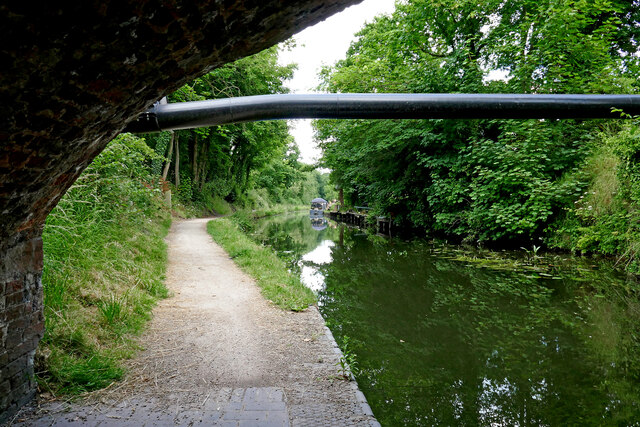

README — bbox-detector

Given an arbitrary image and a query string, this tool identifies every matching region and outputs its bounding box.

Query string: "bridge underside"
[0,0,361,420]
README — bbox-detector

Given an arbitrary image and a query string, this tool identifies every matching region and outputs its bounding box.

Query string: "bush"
[546,120,640,272]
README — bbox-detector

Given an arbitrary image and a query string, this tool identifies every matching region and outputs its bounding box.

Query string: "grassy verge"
[38,134,171,395]
[207,218,316,311]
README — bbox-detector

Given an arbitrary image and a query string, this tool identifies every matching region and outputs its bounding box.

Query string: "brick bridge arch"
[0,1,360,420]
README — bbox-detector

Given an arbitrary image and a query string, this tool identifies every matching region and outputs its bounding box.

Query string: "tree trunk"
[198,141,209,191]
[174,136,180,189]
[161,132,175,182]
[192,135,199,187]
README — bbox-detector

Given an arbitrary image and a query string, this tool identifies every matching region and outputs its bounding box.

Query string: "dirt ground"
[8,218,378,426]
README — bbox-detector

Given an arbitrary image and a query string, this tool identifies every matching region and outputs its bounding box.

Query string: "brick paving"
[11,387,289,426]
[9,381,379,426]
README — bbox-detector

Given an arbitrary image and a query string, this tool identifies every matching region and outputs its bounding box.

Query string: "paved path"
[8,218,379,426]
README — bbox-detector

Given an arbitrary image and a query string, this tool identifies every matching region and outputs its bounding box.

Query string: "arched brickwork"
[0,1,360,420]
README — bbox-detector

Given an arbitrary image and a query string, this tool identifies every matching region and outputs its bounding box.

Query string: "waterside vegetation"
[143,45,335,217]
[36,0,640,401]
[316,0,640,272]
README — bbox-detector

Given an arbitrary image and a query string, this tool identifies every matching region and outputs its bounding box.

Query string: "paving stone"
[230,388,245,403]
[12,372,377,426]
[222,410,267,421]
[175,409,205,423]
[265,411,291,426]
[223,401,244,411]
[49,417,101,427]
[242,400,287,411]
[265,388,284,402]
[142,419,178,427]
[200,411,224,423]
[238,420,286,427]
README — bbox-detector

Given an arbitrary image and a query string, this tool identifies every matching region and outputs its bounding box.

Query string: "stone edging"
[311,306,381,427]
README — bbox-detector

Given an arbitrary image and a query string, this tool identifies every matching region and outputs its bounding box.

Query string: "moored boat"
[310,197,328,216]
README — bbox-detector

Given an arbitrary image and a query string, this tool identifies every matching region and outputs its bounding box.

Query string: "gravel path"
[9,218,379,426]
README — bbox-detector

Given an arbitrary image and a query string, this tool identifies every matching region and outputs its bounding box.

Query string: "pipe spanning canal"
[125,93,640,133]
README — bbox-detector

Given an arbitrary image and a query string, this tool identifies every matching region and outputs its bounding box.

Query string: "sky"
[278,0,397,164]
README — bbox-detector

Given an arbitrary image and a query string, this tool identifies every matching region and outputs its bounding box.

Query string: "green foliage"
[149,131,172,176]
[547,120,640,272]
[206,219,316,311]
[177,174,193,202]
[98,294,128,327]
[44,348,124,394]
[336,335,359,379]
[145,45,328,214]
[39,133,171,394]
[209,195,234,216]
[316,0,638,247]
[231,210,256,233]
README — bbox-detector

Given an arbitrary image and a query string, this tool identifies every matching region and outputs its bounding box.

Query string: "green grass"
[207,218,316,311]
[37,134,172,395]
[210,196,233,216]
[39,211,170,395]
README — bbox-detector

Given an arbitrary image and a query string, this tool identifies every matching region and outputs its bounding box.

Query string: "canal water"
[252,213,640,426]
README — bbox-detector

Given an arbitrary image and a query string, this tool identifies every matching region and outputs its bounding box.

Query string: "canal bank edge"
[320,310,379,422]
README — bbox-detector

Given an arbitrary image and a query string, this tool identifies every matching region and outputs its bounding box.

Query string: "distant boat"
[310,217,328,231]
[310,197,328,216]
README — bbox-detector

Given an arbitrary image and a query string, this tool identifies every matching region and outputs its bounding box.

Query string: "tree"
[316,0,639,243]
[145,45,329,211]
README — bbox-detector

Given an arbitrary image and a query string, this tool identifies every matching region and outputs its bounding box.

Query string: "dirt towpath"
[10,218,379,426]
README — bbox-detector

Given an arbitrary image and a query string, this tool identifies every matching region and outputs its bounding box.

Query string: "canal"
[252,213,640,426]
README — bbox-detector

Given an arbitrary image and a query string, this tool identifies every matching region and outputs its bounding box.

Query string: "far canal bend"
[252,212,640,426]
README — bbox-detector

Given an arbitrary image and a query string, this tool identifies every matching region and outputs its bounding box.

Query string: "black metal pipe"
[124,93,640,133]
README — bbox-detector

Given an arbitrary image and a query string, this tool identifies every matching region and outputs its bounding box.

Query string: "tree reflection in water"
[254,214,640,426]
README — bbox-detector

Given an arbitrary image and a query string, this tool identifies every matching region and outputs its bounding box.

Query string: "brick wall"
[0,235,45,422]
[0,0,361,421]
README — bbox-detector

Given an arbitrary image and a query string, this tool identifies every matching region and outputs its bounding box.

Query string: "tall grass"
[207,218,315,311]
[39,133,171,395]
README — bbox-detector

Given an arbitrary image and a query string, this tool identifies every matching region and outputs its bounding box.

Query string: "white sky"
[278,0,397,164]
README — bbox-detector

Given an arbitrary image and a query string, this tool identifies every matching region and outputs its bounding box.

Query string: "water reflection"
[300,239,334,293]
[253,213,640,426]
[310,216,328,231]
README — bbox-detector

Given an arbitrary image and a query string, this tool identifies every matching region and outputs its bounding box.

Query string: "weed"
[210,196,233,216]
[520,244,541,259]
[98,294,128,326]
[336,336,359,380]
[231,210,255,233]
[39,347,124,394]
